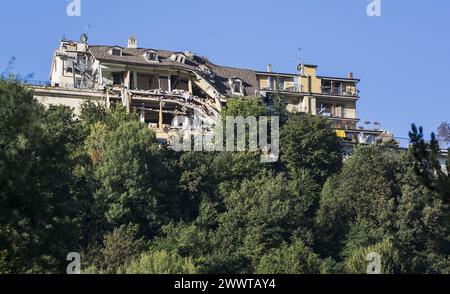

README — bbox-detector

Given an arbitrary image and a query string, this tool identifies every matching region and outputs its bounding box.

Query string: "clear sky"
[1,0,449,144]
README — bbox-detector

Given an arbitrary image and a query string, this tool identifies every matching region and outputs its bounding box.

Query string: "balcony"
[317,104,355,120]
[284,85,302,92]
[23,80,52,87]
[262,84,303,93]
[321,86,357,97]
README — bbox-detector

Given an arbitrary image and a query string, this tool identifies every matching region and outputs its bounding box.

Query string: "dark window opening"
[233,82,242,93]
[159,76,169,91]
[111,49,122,56]
[112,72,123,85]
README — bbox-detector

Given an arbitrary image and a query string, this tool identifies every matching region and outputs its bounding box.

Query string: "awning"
[335,130,346,138]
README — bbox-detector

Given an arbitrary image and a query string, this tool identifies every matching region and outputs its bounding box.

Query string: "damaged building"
[33,34,386,144]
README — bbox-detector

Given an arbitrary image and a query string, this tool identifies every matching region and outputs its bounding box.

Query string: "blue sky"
[1,0,449,144]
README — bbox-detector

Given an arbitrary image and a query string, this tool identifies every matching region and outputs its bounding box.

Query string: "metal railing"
[262,85,303,93]
[321,86,356,96]
[22,80,51,87]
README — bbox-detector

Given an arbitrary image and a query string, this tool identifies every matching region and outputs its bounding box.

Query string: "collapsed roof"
[88,45,259,97]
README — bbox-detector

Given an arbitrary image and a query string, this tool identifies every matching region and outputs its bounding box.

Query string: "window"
[170,53,186,64]
[229,78,243,95]
[276,78,285,91]
[65,57,81,75]
[171,76,189,91]
[110,48,123,56]
[318,103,333,117]
[159,76,169,91]
[65,58,74,74]
[144,50,158,62]
[335,104,344,118]
[112,72,123,85]
[332,82,342,95]
[232,80,242,93]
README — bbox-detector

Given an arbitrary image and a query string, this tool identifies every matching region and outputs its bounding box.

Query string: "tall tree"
[280,114,343,186]
[0,80,84,272]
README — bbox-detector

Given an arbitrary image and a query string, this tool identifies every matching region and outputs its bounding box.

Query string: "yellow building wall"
[343,83,357,95]
[345,103,356,119]
[259,77,269,89]
[300,66,321,93]
[310,97,317,115]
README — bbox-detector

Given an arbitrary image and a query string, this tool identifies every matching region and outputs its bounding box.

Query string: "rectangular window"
[318,103,333,117]
[335,104,344,118]
[112,72,123,85]
[159,76,169,91]
[233,81,241,93]
[65,57,76,74]
[111,49,122,56]
[276,78,285,90]
[149,75,159,90]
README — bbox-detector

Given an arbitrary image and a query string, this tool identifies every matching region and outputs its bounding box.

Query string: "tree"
[315,146,399,258]
[91,119,178,239]
[343,239,400,274]
[0,80,85,272]
[125,250,197,274]
[221,97,267,118]
[409,124,450,202]
[267,89,289,126]
[255,239,327,274]
[392,155,450,273]
[83,224,145,274]
[211,170,314,272]
[280,115,343,186]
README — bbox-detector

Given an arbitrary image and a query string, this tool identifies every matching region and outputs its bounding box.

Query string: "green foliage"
[84,224,145,274]
[267,90,288,125]
[1,80,450,274]
[315,146,399,258]
[393,156,450,273]
[343,239,400,274]
[281,114,343,185]
[125,249,197,274]
[256,239,326,274]
[221,96,267,117]
[0,80,84,272]
[0,250,7,274]
[79,100,108,126]
[92,119,177,238]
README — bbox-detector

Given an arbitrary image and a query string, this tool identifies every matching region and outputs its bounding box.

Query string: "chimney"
[128,36,137,49]
[348,71,354,79]
[267,64,272,73]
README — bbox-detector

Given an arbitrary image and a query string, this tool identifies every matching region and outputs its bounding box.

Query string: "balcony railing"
[22,80,52,87]
[321,86,356,97]
[262,84,303,93]
[317,108,354,120]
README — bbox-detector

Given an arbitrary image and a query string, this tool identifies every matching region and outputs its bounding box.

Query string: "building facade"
[33,35,385,144]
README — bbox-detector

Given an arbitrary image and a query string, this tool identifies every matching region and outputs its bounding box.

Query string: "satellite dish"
[80,33,88,44]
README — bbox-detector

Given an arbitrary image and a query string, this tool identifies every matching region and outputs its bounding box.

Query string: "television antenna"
[84,25,95,38]
[291,47,305,74]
